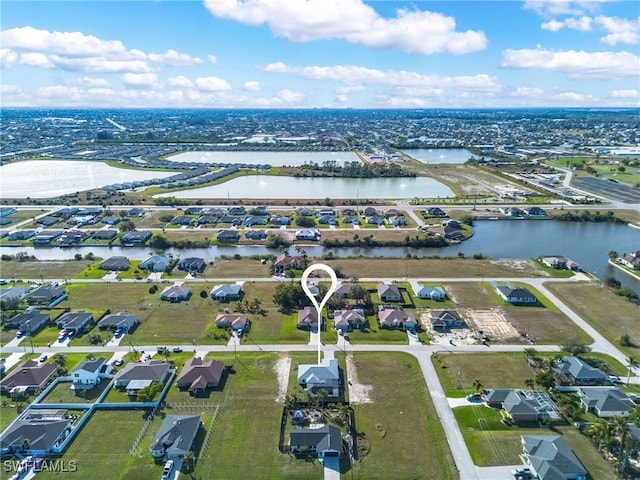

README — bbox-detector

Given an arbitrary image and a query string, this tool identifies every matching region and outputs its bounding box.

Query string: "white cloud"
[203,0,486,55]
[122,72,159,88]
[19,52,54,68]
[336,84,366,95]
[242,81,260,91]
[168,75,194,88]
[611,89,638,98]
[541,15,639,45]
[208,55,218,65]
[148,49,202,66]
[1,84,23,95]
[49,55,152,73]
[73,77,109,87]
[195,76,232,91]
[253,88,306,106]
[524,1,609,18]
[262,62,500,92]
[0,48,18,68]
[499,47,639,80]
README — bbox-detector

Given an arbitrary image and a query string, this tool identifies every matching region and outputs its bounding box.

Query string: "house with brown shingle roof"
[175,357,225,395]
[297,306,319,330]
[215,313,250,332]
[0,360,59,396]
[377,307,416,331]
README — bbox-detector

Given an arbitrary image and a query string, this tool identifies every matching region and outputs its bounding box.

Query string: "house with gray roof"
[176,357,225,395]
[7,230,36,241]
[121,230,151,245]
[557,356,608,384]
[297,306,319,330]
[71,358,112,390]
[114,360,171,395]
[27,284,67,307]
[495,285,537,304]
[377,283,402,302]
[0,286,29,306]
[215,314,249,332]
[298,355,340,397]
[577,387,635,418]
[377,306,416,331]
[216,229,240,242]
[56,311,93,335]
[521,435,587,480]
[98,312,139,333]
[139,254,172,272]
[160,285,192,303]
[416,285,446,300]
[428,310,465,331]
[210,284,242,302]
[0,409,73,456]
[483,389,514,408]
[98,255,130,271]
[0,360,59,396]
[7,312,50,335]
[503,390,543,422]
[290,425,343,459]
[150,415,201,460]
[178,257,206,273]
[333,309,366,332]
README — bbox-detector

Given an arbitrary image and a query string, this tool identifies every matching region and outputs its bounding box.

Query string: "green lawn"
[349,352,458,480]
[41,378,112,404]
[433,352,539,397]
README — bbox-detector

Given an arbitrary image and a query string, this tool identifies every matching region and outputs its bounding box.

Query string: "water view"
[402,148,473,164]
[154,175,455,199]
[0,160,175,198]
[168,151,361,166]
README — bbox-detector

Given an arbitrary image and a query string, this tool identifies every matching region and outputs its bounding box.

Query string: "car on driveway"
[39,354,48,363]
[161,460,174,480]
[111,359,124,367]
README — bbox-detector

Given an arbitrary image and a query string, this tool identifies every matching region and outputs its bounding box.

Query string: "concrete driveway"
[322,456,340,480]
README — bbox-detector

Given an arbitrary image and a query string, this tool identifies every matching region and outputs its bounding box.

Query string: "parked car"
[16,330,24,338]
[172,347,183,353]
[111,359,124,367]
[161,460,174,480]
[39,354,48,363]
[607,375,621,384]
[157,346,168,353]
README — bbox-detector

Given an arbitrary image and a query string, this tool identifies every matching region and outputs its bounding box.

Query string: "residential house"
[32,231,64,245]
[215,314,249,332]
[366,215,384,225]
[150,415,201,460]
[429,225,462,239]
[334,284,354,298]
[503,390,545,422]
[483,389,514,408]
[416,285,446,300]
[298,356,340,397]
[216,229,240,242]
[175,357,225,394]
[245,229,267,240]
[0,360,59,395]
[228,206,246,216]
[243,215,268,227]
[121,230,151,244]
[289,425,342,459]
[316,208,335,217]
[341,208,357,216]
[317,214,337,225]
[98,256,130,271]
[27,285,67,307]
[139,255,172,272]
[523,206,546,216]
[127,207,145,217]
[0,409,73,456]
[270,216,290,226]
[171,215,194,226]
[540,256,581,271]
[36,216,59,227]
[114,360,171,395]
[298,306,319,330]
[98,312,139,333]
[557,356,608,384]
[577,387,635,418]
[495,285,537,304]
[377,306,416,331]
[333,309,366,332]
[196,215,218,226]
[71,358,112,390]
[425,207,447,217]
[363,207,377,217]
[619,251,640,270]
[8,230,36,241]
[160,286,192,303]
[521,435,587,480]
[57,230,89,246]
[56,311,93,335]
[295,229,321,241]
[295,207,314,216]
[428,310,465,331]
[7,312,50,335]
[184,207,203,216]
[0,286,30,305]
[101,216,121,225]
[0,207,18,217]
[274,254,304,275]
[178,257,206,273]
[377,283,402,302]
[210,284,243,302]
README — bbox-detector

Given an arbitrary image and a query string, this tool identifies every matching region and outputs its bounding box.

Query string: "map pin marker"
[301,263,338,365]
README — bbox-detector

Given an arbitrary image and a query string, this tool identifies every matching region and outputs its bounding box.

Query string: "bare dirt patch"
[345,353,373,404]
[274,355,291,403]
[463,308,521,341]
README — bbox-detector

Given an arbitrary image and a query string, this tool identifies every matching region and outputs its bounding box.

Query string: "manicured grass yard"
[433,352,539,397]
[350,352,457,480]
[545,282,640,358]
[41,378,111,404]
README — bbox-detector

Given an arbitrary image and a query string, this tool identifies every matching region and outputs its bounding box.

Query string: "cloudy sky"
[1,0,639,108]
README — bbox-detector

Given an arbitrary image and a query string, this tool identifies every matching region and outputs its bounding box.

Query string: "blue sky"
[1,0,638,108]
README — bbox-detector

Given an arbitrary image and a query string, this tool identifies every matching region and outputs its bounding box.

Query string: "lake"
[3,220,638,291]
[401,148,473,164]
[153,175,455,199]
[0,160,175,199]
[167,151,361,166]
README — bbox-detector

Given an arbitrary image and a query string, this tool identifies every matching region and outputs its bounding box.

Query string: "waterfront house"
[121,230,151,244]
[139,255,172,272]
[274,254,304,275]
[91,229,118,241]
[8,230,36,241]
[177,257,206,273]
[295,229,321,241]
[98,256,130,271]
[216,229,240,242]
[245,229,267,240]
[619,251,640,270]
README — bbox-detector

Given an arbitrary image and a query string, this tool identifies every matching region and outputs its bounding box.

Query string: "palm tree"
[523,378,535,390]
[52,353,67,368]
[317,389,329,410]
[588,422,608,452]
[626,355,638,386]
[472,379,483,393]
[182,450,195,473]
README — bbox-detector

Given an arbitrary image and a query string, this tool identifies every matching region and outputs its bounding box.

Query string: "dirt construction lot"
[463,308,521,341]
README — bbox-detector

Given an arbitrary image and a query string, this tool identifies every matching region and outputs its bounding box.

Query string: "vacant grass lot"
[350,352,457,480]
[504,306,592,345]
[0,259,93,279]
[545,282,640,357]
[433,352,538,397]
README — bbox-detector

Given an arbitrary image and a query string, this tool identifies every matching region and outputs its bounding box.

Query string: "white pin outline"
[301,263,338,365]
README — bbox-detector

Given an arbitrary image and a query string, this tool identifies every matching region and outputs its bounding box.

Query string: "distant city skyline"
[1,0,639,109]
